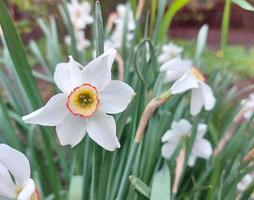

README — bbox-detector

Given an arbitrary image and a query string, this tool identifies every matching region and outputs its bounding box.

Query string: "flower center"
[191,67,205,82]
[67,83,99,118]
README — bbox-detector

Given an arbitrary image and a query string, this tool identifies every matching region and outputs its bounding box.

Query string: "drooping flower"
[22,49,135,151]
[160,57,216,116]
[240,93,254,119]
[0,144,39,200]
[67,0,93,30]
[161,119,213,167]
[158,43,183,64]
[105,4,135,49]
[65,30,90,51]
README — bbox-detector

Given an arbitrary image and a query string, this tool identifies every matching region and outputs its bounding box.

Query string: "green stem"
[82,139,92,199]
[221,0,231,52]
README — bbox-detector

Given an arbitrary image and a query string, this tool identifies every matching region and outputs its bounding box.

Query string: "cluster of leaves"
[0,0,254,200]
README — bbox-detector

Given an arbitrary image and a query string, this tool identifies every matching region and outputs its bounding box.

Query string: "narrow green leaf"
[95,0,104,56]
[61,1,79,60]
[232,0,254,11]
[0,0,42,108]
[68,176,83,200]
[221,0,231,51]
[129,175,151,198]
[156,0,190,43]
[150,164,171,200]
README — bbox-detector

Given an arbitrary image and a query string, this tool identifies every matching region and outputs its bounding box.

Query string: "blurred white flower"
[106,4,135,49]
[22,49,135,151]
[0,144,39,200]
[65,30,90,51]
[114,4,135,31]
[67,0,93,30]
[158,43,183,64]
[160,57,216,116]
[161,119,213,167]
[241,93,254,119]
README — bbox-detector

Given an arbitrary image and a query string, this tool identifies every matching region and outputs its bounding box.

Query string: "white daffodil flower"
[161,119,213,167]
[0,144,39,200]
[158,43,183,64]
[67,0,93,30]
[160,57,216,116]
[65,30,90,51]
[22,49,135,151]
[240,93,254,119]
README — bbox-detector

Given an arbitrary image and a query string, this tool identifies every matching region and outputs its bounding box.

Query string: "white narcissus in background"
[158,43,183,64]
[65,30,90,51]
[22,49,134,151]
[67,0,93,30]
[161,119,213,167]
[0,144,39,200]
[160,57,216,116]
[105,4,135,49]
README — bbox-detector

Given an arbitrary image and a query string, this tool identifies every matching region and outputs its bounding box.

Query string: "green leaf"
[0,0,42,108]
[68,176,83,200]
[129,175,151,198]
[156,0,190,43]
[150,164,171,200]
[221,0,231,51]
[95,0,104,56]
[61,1,79,60]
[232,0,254,11]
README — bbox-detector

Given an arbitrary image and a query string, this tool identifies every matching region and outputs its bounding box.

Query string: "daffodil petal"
[54,56,84,93]
[17,179,35,200]
[22,93,68,126]
[82,48,117,91]
[196,123,207,139]
[0,163,16,199]
[160,57,191,72]
[99,80,134,114]
[187,154,197,167]
[190,88,203,116]
[171,119,192,135]
[87,112,120,151]
[0,144,30,188]
[161,130,178,143]
[161,142,178,159]
[200,82,216,111]
[192,138,213,160]
[164,71,184,82]
[170,73,199,94]
[56,115,87,147]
